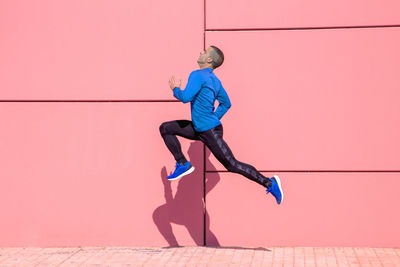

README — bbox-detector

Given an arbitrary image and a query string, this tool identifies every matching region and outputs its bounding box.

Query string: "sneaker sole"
[273,174,284,204]
[168,166,195,181]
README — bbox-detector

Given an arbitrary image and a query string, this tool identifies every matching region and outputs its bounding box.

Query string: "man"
[159,46,283,204]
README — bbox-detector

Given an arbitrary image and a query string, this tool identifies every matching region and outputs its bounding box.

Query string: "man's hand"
[169,76,181,90]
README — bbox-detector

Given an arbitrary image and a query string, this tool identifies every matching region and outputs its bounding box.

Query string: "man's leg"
[159,120,200,164]
[198,124,272,188]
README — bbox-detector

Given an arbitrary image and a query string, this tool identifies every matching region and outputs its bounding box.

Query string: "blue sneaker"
[266,175,284,204]
[167,161,195,181]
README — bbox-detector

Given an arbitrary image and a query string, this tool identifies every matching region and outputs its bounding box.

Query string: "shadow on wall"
[152,141,220,247]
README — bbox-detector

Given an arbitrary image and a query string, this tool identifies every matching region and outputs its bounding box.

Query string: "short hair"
[209,45,224,69]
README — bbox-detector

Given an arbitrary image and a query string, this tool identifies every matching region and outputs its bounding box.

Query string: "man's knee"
[159,122,168,135]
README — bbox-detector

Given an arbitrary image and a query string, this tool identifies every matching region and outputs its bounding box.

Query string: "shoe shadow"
[152,141,221,247]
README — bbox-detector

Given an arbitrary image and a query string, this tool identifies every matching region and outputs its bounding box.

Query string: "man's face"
[197,47,213,66]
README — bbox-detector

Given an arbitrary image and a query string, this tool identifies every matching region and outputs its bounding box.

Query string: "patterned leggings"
[159,120,271,188]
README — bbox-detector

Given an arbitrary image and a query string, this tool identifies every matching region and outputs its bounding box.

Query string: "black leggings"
[159,120,271,188]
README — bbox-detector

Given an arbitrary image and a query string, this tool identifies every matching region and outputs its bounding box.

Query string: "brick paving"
[0,246,399,266]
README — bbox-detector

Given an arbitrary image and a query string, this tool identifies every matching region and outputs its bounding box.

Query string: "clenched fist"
[169,76,181,90]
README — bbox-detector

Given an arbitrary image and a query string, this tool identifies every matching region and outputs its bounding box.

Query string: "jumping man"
[159,46,284,204]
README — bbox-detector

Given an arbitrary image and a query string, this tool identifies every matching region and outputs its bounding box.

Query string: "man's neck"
[199,64,213,69]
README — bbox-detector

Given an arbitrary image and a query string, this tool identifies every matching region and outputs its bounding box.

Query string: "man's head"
[197,45,224,69]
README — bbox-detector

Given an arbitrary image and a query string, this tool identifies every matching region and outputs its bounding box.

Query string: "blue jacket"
[173,67,231,132]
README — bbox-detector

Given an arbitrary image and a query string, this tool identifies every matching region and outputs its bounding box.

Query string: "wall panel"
[205,172,400,247]
[206,0,400,29]
[206,28,400,171]
[0,102,204,246]
[0,0,203,100]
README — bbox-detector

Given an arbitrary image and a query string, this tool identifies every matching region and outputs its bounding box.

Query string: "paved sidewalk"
[0,246,399,266]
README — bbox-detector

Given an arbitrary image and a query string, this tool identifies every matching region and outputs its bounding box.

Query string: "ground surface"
[0,246,399,266]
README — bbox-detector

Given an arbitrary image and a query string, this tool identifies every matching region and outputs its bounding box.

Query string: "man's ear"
[207,57,213,64]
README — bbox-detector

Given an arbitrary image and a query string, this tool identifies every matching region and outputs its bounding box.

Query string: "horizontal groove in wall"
[0,100,179,102]
[206,24,400,32]
[206,170,400,173]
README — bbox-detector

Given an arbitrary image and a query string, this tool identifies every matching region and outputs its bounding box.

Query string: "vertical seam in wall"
[203,0,207,247]
[203,143,206,246]
[203,0,206,49]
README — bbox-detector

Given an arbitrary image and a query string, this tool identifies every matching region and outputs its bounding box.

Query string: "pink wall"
[0,103,203,247]
[206,0,400,29]
[205,28,400,171]
[0,0,203,100]
[1,0,399,247]
[206,172,400,247]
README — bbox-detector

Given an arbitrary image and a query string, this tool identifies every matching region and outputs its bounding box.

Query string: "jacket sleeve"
[173,71,203,103]
[214,84,232,120]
